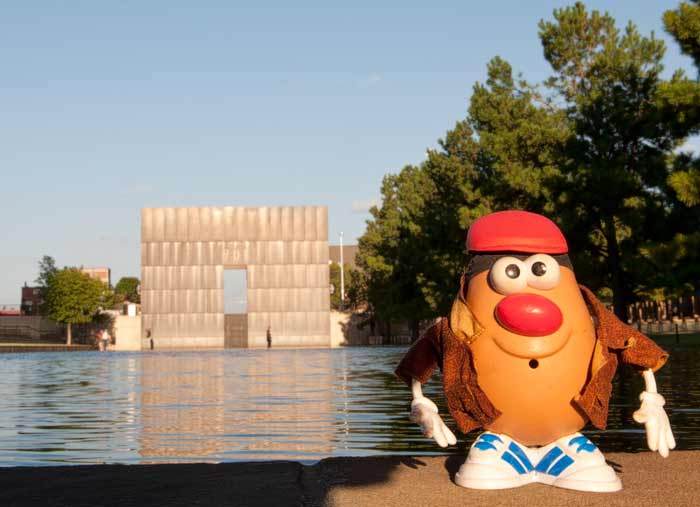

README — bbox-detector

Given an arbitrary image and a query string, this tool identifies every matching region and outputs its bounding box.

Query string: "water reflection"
[140,351,336,462]
[0,345,698,466]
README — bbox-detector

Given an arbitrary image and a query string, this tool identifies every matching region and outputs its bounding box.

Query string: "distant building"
[21,284,42,315]
[141,206,330,349]
[0,304,21,316]
[329,245,358,270]
[81,267,111,287]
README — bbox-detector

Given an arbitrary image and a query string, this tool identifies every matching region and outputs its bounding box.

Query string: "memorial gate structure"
[141,206,330,348]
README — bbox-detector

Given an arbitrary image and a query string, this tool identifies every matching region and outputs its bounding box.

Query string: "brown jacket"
[395,285,668,433]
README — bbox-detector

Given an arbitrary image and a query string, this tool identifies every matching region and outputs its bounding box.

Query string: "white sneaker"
[455,432,622,492]
[455,432,537,490]
[534,433,622,492]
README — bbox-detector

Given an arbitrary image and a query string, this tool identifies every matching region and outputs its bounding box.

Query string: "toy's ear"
[459,272,469,300]
[449,275,483,344]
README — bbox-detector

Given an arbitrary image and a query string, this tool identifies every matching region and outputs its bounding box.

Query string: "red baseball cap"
[467,210,568,254]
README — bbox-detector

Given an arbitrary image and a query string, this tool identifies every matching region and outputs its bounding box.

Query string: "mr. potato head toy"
[396,210,675,492]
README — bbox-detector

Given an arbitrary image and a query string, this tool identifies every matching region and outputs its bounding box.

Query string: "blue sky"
[0,1,695,304]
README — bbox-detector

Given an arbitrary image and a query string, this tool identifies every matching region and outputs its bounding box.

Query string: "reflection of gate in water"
[225,314,247,348]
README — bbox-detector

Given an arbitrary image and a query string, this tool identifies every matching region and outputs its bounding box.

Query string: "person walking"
[266,325,272,349]
[101,328,110,352]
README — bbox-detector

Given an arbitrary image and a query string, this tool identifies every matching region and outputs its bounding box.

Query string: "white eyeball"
[525,254,561,290]
[489,256,528,295]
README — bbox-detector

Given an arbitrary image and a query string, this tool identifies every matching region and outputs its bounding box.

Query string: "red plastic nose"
[495,293,563,337]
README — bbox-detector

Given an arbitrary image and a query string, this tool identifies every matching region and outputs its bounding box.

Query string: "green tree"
[468,57,569,214]
[43,268,111,345]
[663,1,700,207]
[114,276,140,303]
[356,166,437,339]
[648,1,700,300]
[665,1,700,69]
[356,58,570,326]
[357,2,700,325]
[346,268,368,311]
[35,255,59,315]
[361,57,569,322]
[329,263,354,310]
[635,152,700,298]
[538,2,693,319]
[35,253,57,286]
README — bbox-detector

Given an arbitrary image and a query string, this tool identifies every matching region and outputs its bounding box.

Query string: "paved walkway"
[0,343,93,353]
[1,451,697,506]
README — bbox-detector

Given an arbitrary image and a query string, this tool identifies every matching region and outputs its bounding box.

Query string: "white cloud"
[351,199,379,213]
[357,73,383,88]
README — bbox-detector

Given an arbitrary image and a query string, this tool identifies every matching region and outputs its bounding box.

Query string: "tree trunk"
[603,217,628,322]
[409,319,420,343]
[66,323,72,346]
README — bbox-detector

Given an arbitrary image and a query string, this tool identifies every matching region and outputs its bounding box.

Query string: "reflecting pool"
[0,345,698,466]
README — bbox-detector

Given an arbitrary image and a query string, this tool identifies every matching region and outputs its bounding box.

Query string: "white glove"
[410,396,457,448]
[633,390,676,457]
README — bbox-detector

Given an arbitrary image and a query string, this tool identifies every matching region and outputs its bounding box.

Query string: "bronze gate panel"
[224,314,248,348]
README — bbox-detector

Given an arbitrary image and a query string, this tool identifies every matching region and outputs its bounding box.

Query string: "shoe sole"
[550,476,622,493]
[455,465,622,492]
[537,468,622,493]
[454,464,532,490]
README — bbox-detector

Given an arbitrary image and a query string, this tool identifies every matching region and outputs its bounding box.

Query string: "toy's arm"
[395,320,456,448]
[632,369,676,457]
[410,379,457,448]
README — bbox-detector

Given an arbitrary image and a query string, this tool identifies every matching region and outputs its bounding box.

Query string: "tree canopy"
[35,255,58,298]
[329,263,354,310]
[43,268,112,345]
[115,276,140,304]
[356,2,700,327]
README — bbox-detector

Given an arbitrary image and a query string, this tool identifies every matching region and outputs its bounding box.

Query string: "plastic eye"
[525,254,561,290]
[489,257,528,295]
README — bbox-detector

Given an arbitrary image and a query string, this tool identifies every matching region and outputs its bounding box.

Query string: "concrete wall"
[112,315,142,351]
[329,311,373,347]
[0,316,63,340]
[141,206,331,348]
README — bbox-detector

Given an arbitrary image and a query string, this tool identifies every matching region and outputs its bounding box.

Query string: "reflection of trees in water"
[329,350,471,458]
[351,345,700,457]
[7,355,140,464]
[655,346,700,448]
[579,345,700,452]
[2,345,700,465]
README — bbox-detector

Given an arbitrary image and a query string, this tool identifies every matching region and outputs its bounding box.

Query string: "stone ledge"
[0,451,698,506]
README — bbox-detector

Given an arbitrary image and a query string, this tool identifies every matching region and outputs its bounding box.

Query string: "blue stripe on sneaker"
[501,451,527,475]
[479,433,503,444]
[568,436,588,447]
[548,455,575,477]
[577,443,596,453]
[568,435,596,453]
[507,441,534,471]
[535,447,563,473]
[474,441,497,451]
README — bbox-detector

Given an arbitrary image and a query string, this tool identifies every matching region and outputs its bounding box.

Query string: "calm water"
[0,345,698,466]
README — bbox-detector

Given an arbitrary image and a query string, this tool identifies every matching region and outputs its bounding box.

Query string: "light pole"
[339,232,345,307]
